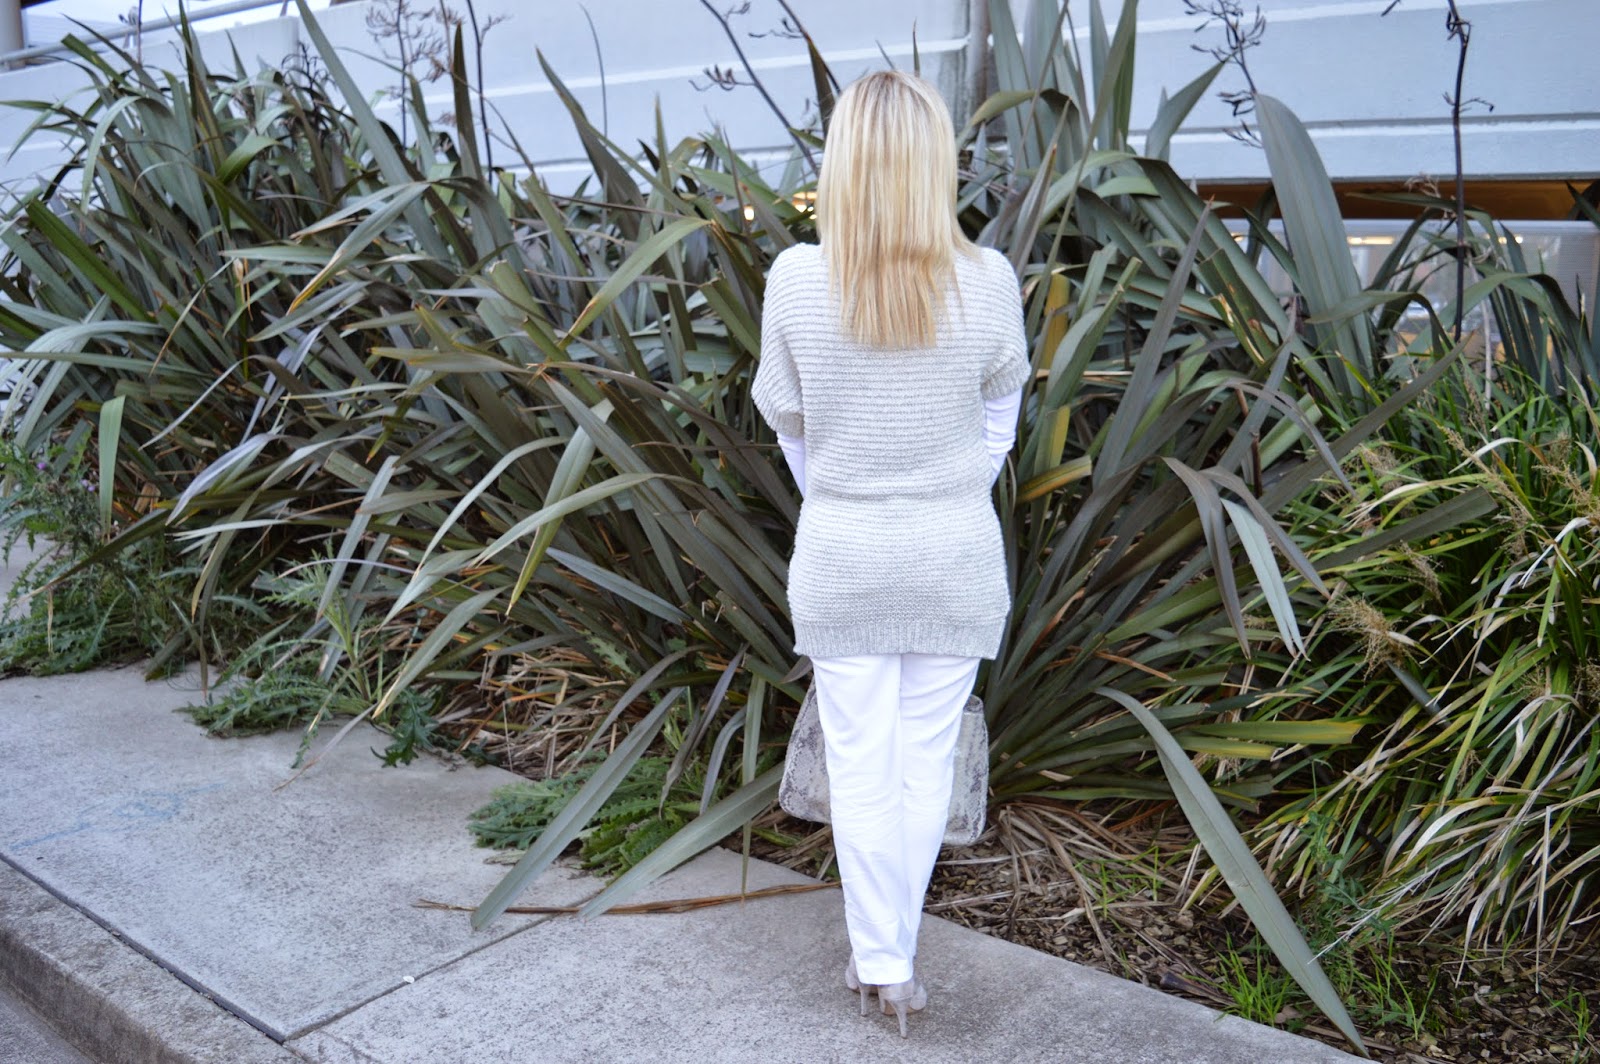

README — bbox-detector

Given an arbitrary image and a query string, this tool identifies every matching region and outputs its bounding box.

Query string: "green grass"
[1549,989,1594,1062]
[1234,364,1600,960]
[1198,933,1300,1028]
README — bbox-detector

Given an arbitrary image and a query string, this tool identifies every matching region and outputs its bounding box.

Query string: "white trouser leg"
[897,652,981,955]
[811,651,980,985]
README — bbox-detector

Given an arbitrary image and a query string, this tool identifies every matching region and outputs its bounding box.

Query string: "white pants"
[810,651,982,984]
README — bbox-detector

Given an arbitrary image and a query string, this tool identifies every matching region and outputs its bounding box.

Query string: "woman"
[751,69,1029,1038]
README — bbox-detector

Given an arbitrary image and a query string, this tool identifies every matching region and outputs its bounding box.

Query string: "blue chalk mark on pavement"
[13,783,227,850]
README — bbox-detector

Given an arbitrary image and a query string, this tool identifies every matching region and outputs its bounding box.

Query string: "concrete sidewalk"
[0,541,1365,1063]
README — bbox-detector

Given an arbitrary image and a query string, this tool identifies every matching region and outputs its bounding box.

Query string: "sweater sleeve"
[981,252,1032,400]
[752,256,805,438]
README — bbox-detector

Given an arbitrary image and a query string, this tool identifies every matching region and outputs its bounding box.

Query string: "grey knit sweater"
[751,242,1032,660]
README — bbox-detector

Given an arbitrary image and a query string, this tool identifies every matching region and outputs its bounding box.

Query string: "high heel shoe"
[843,956,870,1015]
[876,976,928,1038]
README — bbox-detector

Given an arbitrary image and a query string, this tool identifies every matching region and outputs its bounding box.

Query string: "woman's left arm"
[984,386,1024,483]
[980,249,1029,486]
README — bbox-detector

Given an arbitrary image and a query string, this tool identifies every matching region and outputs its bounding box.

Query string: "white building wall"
[0,0,1594,198]
[1137,0,1600,183]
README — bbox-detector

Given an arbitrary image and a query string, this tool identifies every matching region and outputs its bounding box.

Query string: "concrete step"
[0,978,97,1064]
[0,857,296,1064]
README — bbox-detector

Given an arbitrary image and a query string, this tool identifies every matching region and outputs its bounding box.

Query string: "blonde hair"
[815,70,977,350]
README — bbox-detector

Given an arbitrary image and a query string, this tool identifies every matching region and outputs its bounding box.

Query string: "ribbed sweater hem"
[793,615,1009,661]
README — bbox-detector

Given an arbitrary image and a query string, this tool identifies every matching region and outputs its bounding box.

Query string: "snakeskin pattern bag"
[778,681,989,846]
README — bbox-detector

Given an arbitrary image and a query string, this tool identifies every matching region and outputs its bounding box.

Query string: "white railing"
[2,0,292,66]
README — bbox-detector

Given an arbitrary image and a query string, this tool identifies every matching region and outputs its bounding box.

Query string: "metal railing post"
[0,0,23,70]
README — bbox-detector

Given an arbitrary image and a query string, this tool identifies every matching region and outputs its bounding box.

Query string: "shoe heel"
[883,995,909,1038]
[876,977,926,1039]
[844,956,872,1016]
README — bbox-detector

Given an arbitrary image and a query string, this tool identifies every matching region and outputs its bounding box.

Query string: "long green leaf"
[290,0,448,262]
[1145,61,1223,160]
[1221,498,1303,656]
[1096,688,1368,1057]
[560,216,712,346]
[96,394,124,533]
[1256,94,1372,379]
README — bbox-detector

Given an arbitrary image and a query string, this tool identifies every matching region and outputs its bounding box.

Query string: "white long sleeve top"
[774,386,1024,497]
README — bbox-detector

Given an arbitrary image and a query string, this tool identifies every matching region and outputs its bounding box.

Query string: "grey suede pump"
[876,976,928,1038]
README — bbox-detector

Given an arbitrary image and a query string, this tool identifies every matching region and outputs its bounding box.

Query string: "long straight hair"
[815,70,978,350]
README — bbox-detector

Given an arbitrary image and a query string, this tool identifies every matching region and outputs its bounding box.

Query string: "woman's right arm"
[754,252,808,499]
[751,252,805,439]
[776,430,808,497]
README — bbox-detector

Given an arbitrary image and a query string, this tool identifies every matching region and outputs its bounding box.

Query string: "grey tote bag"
[778,682,989,846]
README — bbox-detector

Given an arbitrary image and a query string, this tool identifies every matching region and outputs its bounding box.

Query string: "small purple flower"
[35,459,46,470]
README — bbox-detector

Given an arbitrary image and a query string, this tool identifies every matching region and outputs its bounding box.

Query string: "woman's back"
[755,241,1030,504]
